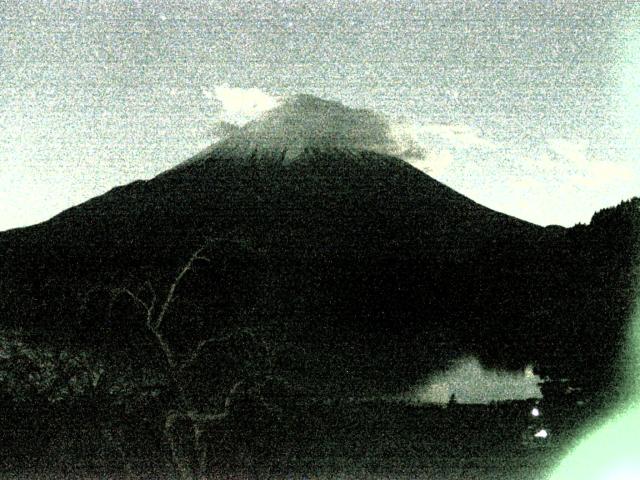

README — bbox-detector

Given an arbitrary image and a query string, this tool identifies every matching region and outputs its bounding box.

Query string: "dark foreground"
[0,397,593,480]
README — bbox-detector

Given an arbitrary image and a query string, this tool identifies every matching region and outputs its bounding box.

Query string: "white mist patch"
[412,357,542,404]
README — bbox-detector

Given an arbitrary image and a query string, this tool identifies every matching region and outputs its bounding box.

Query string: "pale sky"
[1,0,639,231]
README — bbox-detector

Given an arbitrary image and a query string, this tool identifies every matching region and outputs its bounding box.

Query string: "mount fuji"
[0,94,637,400]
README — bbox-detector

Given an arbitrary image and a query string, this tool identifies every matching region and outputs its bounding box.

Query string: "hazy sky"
[1,0,639,231]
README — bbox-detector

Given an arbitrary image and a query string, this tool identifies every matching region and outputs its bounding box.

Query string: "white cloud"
[408,149,454,177]
[365,120,459,176]
[390,122,497,180]
[547,138,588,164]
[421,123,498,149]
[412,357,542,404]
[206,93,458,174]
[204,85,281,126]
[197,91,480,178]
[544,137,638,198]
[456,140,640,226]
[391,121,504,179]
[386,122,429,161]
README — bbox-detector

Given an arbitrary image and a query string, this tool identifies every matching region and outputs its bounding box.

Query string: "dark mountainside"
[0,95,638,406]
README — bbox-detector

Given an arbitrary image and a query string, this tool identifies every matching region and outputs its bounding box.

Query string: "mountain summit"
[181,94,415,168]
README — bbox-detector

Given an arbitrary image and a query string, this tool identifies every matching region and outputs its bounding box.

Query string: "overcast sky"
[1,0,639,230]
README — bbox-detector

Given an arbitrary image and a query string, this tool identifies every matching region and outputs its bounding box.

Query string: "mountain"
[0,95,638,402]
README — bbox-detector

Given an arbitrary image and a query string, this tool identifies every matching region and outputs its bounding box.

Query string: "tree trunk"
[193,423,209,480]
[165,409,229,480]
[165,412,196,480]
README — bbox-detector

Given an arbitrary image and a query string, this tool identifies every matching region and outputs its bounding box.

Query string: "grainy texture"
[1,2,639,479]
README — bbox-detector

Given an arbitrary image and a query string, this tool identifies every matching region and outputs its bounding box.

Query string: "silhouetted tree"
[112,239,286,480]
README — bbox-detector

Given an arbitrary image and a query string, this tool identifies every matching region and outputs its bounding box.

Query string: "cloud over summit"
[206,88,443,169]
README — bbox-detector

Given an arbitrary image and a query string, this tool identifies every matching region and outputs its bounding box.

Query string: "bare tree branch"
[110,285,179,369]
[166,379,246,427]
[178,338,217,374]
[224,379,245,410]
[112,287,153,318]
[155,244,210,331]
[150,327,177,370]
[176,326,266,374]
